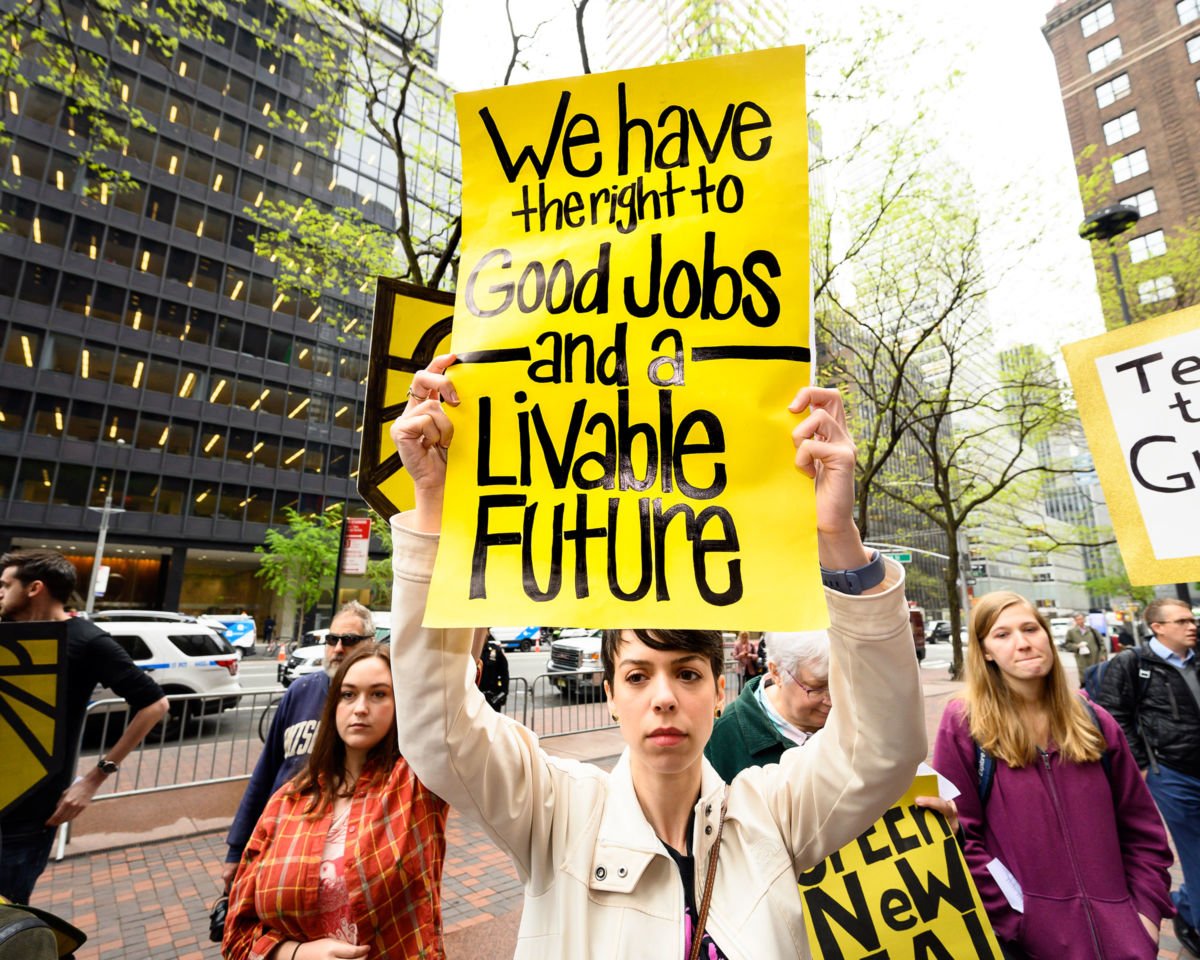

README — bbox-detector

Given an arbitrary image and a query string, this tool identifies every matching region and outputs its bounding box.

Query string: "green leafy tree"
[255,504,343,640]
[364,509,393,608]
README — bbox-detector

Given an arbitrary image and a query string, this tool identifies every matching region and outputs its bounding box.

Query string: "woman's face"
[605,631,725,777]
[980,604,1054,686]
[335,656,395,755]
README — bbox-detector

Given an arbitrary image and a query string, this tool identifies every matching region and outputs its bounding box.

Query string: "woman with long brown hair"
[222,643,448,960]
[932,591,1172,959]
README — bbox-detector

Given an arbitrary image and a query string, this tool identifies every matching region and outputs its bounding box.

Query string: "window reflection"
[156,475,188,515]
[126,472,158,512]
[52,463,91,506]
[16,458,54,503]
[66,401,103,441]
[90,468,127,507]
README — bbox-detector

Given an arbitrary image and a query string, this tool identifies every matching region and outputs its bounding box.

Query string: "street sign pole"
[84,493,125,615]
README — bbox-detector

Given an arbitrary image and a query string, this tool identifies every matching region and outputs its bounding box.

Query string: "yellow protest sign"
[1062,304,1200,585]
[0,621,69,817]
[359,279,454,518]
[427,46,820,629]
[799,776,1002,959]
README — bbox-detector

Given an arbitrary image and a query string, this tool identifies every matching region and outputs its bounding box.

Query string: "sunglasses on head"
[325,633,372,647]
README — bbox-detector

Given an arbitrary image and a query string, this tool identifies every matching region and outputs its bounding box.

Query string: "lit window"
[1118,188,1158,217]
[1128,229,1167,263]
[1138,275,1176,303]
[1095,73,1130,107]
[1181,0,1200,25]
[1087,36,1122,72]
[1102,110,1139,144]
[1112,148,1148,183]
[1188,35,1200,62]
[1081,2,1115,37]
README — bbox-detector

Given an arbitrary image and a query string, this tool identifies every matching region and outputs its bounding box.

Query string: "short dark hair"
[1145,597,1192,627]
[0,550,77,604]
[601,628,724,688]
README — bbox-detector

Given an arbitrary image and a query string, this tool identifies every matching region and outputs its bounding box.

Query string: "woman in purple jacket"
[933,591,1172,959]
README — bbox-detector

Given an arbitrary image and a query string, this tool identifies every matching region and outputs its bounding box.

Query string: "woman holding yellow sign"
[386,355,925,959]
[933,592,1173,959]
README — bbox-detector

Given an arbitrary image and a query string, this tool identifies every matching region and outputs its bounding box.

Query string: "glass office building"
[0,0,460,622]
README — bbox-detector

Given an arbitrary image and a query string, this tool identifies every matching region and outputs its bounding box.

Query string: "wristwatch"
[96,756,119,776]
[820,550,886,595]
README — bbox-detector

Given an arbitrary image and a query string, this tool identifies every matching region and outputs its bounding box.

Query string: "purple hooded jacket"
[933,699,1173,959]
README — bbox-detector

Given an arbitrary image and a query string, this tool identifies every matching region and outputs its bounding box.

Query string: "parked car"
[279,621,392,686]
[545,628,604,698]
[926,620,951,644]
[199,614,256,655]
[93,621,242,738]
[489,626,541,652]
[91,609,199,624]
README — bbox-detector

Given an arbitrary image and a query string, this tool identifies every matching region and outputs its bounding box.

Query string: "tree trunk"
[945,531,965,681]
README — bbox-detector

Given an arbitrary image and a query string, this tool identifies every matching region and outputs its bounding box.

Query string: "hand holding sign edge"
[390,353,458,534]
[789,386,872,575]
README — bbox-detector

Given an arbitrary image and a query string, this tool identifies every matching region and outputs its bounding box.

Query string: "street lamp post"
[84,492,125,615]
[1079,203,1140,326]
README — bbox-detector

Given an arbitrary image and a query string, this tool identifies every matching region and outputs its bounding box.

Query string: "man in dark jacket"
[1063,611,1105,681]
[477,633,510,711]
[705,630,830,782]
[1098,596,1200,956]
[0,551,168,905]
[219,601,375,888]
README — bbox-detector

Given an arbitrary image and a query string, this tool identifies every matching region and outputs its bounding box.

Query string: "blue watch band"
[820,550,885,595]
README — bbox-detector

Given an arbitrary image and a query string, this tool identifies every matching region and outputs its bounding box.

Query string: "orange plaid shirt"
[223,756,448,960]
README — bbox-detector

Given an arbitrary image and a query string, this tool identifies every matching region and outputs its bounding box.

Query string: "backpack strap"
[1076,695,1112,780]
[973,740,996,806]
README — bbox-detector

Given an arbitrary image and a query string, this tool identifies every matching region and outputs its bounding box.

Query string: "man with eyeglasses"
[1098,596,1200,957]
[219,601,375,891]
[705,631,832,782]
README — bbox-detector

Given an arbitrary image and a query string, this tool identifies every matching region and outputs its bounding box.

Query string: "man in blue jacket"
[220,600,375,887]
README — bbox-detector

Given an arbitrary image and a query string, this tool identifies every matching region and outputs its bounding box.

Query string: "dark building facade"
[1044,0,1200,326]
[0,0,459,627]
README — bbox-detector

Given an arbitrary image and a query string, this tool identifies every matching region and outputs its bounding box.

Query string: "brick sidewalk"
[32,667,1193,959]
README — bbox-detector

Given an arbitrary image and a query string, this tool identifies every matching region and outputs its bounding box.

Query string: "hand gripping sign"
[1062,304,1200,585]
[425,46,821,630]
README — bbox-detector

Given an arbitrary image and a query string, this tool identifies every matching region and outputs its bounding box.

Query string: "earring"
[714,707,722,719]
[610,713,619,722]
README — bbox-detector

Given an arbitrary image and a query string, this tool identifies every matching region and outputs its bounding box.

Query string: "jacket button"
[595,866,606,881]
[705,804,712,816]
[617,867,627,877]
[705,825,713,835]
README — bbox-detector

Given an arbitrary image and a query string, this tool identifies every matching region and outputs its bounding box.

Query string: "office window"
[1102,110,1139,144]
[0,388,31,431]
[46,334,82,376]
[1119,188,1157,217]
[1180,0,1200,24]
[1129,229,1167,263]
[0,456,12,499]
[66,401,103,442]
[156,475,188,516]
[4,326,42,368]
[103,227,136,268]
[52,463,92,506]
[16,459,55,504]
[192,482,217,517]
[1112,148,1148,183]
[217,486,246,522]
[125,472,158,512]
[146,186,176,223]
[91,468,127,506]
[1138,276,1176,303]
[0,254,18,298]
[1088,36,1122,72]
[1188,35,1200,62]
[134,414,172,451]
[186,309,216,346]
[279,440,305,471]
[244,488,272,524]
[30,395,66,437]
[32,206,69,248]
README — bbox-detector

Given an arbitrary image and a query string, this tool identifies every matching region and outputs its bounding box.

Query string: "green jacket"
[704,675,795,782]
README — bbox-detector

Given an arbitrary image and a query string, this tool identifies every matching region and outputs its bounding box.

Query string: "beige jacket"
[390,518,926,960]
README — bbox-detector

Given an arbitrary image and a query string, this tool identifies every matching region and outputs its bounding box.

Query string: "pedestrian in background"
[477,631,510,711]
[933,591,1172,959]
[1062,611,1105,684]
[730,631,760,690]
[0,551,168,906]
[220,601,375,891]
[223,643,447,960]
[1098,597,1200,958]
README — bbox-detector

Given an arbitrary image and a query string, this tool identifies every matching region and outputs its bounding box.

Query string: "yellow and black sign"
[0,621,69,818]
[800,776,1002,959]
[358,279,454,519]
[426,46,821,630]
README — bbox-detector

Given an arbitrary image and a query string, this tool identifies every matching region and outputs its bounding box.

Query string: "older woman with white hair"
[705,631,831,781]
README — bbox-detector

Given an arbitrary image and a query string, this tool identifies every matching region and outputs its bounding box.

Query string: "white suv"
[94,622,243,737]
[545,628,605,698]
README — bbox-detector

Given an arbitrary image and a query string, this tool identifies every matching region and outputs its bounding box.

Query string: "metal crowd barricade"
[55,689,279,859]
